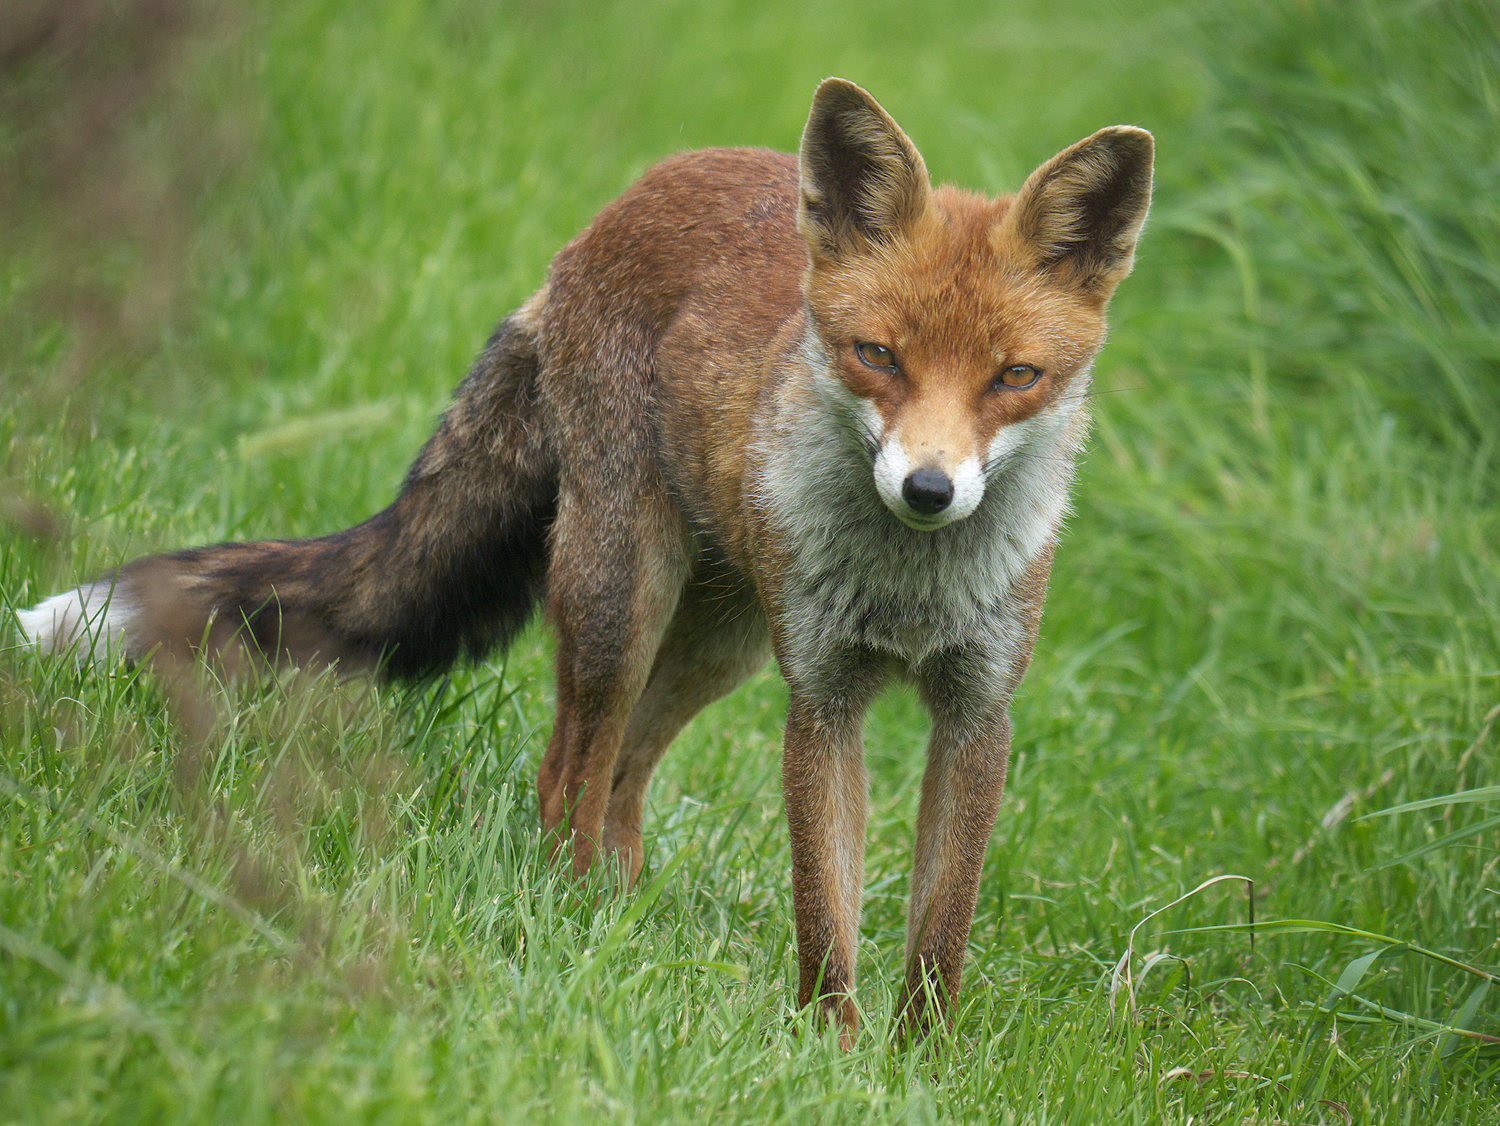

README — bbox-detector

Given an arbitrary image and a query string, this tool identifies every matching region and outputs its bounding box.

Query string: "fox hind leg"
[599,554,771,886]
[536,490,690,880]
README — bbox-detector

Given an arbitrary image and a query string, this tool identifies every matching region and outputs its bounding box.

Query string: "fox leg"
[598,558,770,885]
[779,650,888,1047]
[895,547,1050,1036]
[895,648,1016,1038]
[536,492,689,879]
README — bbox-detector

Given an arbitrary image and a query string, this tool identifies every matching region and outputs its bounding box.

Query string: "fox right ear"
[798,78,931,261]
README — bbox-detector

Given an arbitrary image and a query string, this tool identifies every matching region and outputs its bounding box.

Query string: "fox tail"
[18,306,557,681]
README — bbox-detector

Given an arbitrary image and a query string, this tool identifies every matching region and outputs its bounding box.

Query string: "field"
[2,0,1498,1121]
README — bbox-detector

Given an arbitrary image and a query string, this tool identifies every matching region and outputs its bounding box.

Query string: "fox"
[19,79,1152,1043]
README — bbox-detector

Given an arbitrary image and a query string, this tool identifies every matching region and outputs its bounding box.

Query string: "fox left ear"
[1006,126,1154,298]
[798,78,932,262]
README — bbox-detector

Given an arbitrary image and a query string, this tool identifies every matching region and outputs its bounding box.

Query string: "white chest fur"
[752,359,1086,682]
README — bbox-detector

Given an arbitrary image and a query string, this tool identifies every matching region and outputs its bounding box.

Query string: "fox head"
[797,79,1153,530]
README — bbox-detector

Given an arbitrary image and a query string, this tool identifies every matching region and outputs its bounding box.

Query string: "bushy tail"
[19,304,558,681]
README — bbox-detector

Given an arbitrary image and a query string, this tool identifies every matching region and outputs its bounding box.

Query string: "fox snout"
[871,436,987,531]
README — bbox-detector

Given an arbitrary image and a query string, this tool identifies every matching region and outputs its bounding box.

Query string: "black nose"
[902,466,954,515]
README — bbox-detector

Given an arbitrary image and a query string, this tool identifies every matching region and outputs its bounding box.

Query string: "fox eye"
[855,341,898,370]
[995,364,1042,390]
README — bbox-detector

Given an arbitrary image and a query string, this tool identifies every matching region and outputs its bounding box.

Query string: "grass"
[2,0,1498,1121]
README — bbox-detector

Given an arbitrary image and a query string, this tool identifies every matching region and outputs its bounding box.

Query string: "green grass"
[3,0,1498,1121]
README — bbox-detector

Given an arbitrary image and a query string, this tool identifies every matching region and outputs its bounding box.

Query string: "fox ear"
[1006,126,1154,298]
[798,78,931,261]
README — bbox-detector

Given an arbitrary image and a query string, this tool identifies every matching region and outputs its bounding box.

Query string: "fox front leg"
[778,651,888,1047]
[895,631,1039,1038]
[896,702,1011,1037]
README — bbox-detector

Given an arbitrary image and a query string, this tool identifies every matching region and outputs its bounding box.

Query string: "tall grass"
[2,0,1497,1121]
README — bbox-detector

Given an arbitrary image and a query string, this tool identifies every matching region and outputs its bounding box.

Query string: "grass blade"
[567,842,698,1005]
[1357,786,1500,819]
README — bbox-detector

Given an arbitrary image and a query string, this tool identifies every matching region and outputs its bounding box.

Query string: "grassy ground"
[2,0,1498,1121]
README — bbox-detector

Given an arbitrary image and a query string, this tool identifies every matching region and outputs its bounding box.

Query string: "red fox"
[20,79,1152,1042]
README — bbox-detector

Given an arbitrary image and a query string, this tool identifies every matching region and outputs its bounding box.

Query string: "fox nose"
[901,466,954,515]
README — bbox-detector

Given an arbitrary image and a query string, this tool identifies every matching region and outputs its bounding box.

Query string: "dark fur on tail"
[114,307,558,680]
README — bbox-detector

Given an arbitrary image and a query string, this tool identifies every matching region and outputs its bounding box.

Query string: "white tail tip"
[15,582,138,664]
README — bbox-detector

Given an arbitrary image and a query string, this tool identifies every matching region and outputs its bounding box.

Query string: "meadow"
[2,0,1497,1121]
